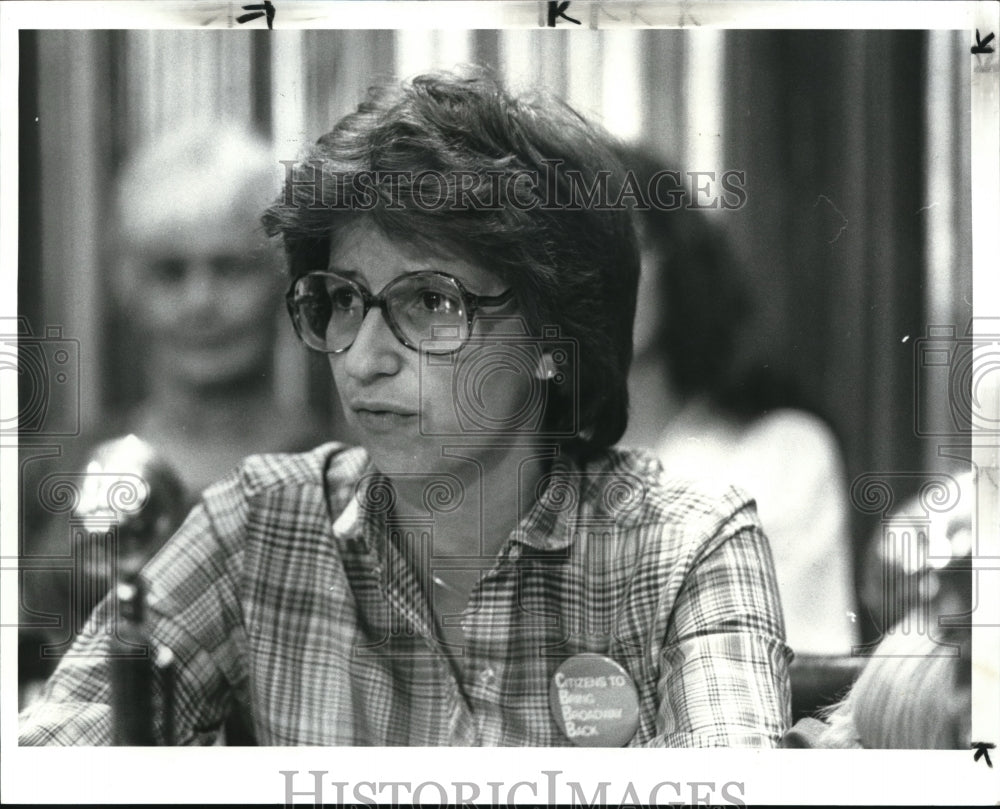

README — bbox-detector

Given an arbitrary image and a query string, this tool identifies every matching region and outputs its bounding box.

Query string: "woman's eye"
[330,287,359,309]
[418,290,458,313]
[420,291,442,311]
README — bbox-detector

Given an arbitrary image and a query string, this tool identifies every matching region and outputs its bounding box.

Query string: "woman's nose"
[339,305,404,381]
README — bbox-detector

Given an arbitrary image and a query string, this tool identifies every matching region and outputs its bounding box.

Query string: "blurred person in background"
[858,470,975,640]
[618,145,859,656]
[19,123,327,705]
[112,123,328,496]
[782,471,974,748]
[782,623,971,749]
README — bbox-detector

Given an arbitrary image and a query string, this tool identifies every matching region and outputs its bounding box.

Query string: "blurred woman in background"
[19,124,328,705]
[619,145,859,656]
[112,123,328,497]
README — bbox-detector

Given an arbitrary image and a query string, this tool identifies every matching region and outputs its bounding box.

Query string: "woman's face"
[327,219,547,478]
[123,212,282,390]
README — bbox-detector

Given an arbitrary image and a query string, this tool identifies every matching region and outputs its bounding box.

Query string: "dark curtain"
[725,31,928,643]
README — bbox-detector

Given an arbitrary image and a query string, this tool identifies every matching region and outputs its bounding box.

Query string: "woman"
[619,145,859,656]
[19,68,791,747]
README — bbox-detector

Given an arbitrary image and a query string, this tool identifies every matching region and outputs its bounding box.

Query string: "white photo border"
[1,2,998,805]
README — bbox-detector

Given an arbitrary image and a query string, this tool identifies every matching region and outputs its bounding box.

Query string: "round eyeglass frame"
[285,269,515,355]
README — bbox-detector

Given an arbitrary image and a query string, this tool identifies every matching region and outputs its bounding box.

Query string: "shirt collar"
[512,453,579,552]
[328,448,383,545]
[327,448,605,558]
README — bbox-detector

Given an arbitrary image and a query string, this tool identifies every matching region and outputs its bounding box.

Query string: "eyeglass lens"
[291,273,470,353]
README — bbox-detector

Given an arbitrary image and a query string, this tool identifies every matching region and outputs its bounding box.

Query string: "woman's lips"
[352,407,417,432]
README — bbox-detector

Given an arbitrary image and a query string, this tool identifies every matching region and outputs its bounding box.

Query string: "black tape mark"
[971,29,995,54]
[972,742,995,768]
[237,1,276,30]
[547,2,581,28]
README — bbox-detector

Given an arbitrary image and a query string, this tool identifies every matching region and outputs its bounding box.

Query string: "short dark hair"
[263,67,640,456]
[618,145,751,401]
[620,144,835,427]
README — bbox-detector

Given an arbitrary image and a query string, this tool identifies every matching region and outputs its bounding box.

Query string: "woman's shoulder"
[162,442,366,565]
[204,441,364,502]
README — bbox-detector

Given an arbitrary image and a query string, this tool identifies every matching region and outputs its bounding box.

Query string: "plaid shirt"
[19,442,792,746]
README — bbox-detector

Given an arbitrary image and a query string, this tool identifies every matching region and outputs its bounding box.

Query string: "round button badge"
[549,653,640,747]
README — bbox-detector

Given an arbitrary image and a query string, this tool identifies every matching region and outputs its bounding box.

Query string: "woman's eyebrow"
[329,264,471,284]
[326,261,505,298]
[324,266,381,289]
[325,264,361,278]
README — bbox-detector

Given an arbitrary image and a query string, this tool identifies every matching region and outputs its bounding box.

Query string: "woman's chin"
[365,444,436,477]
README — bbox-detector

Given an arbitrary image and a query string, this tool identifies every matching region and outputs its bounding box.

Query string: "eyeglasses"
[286,270,515,355]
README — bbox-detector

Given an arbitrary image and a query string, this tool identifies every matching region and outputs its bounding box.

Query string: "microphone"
[72,434,186,745]
[74,434,186,587]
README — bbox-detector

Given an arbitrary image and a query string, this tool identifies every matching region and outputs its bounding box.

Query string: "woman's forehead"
[327,218,506,294]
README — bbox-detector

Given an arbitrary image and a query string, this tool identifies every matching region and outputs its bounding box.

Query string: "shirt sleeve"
[18,490,247,746]
[647,497,793,748]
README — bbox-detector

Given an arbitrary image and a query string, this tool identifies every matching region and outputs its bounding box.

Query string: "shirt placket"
[454,542,525,745]
[379,517,479,745]
[339,460,582,746]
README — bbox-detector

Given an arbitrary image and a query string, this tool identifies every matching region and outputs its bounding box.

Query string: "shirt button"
[479,666,496,684]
